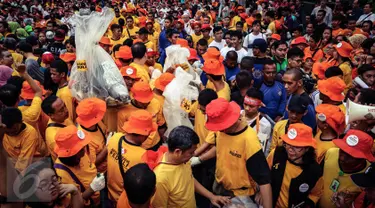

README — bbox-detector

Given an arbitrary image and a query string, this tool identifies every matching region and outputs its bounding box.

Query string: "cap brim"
[122,121,157,136]
[333,139,375,162]
[133,93,154,103]
[54,134,92,158]
[281,134,317,148]
[205,102,241,131]
[351,172,375,188]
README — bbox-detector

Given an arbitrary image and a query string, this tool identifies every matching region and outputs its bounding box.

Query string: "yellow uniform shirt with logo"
[267,150,324,207]
[215,126,268,196]
[129,62,150,83]
[122,26,139,39]
[152,154,196,208]
[107,133,147,202]
[117,99,165,149]
[56,85,75,122]
[189,102,216,147]
[269,120,288,152]
[314,131,337,164]
[45,119,74,162]
[319,148,370,208]
[55,152,100,206]
[18,96,43,131]
[191,33,203,48]
[3,123,44,172]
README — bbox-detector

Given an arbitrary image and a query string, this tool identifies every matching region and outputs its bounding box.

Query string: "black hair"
[165,16,173,22]
[231,30,243,40]
[285,68,303,81]
[198,88,218,106]
[18,42,33,53]
[197,38,208,47]
[6,76,24,94]
[166,29,179,38]
[365,3,373,8]
[291,25,303,34]
[226,50,238,60]
[361,38,375,51]
[252,20,261,26]
[325,66,344,78]
[272,40,288,49]
[126,16,134,21]
[236,21,244,27]
[287,47,304,59]
[110,23,122,31]
[317,9,327,17]
[112,44,122,55]
[59,148,85,167]
[167,126,199,152]
[118,18,125,27]
[224,30,232,37]
[123,38,133,47]
[333,14,343,22]
[310,33,321,43]
[59,24,69,34]
[240,56,254,71]
[41,95,58,115]
[0,84,20,107]
[358,64,375,76]
[25,36,38,47]
[207,73,223,81]
[123,164,156,205]
[50,59,68,75]
[246,87,263,100]
[213,26,223,34]
[263,58,276,67]
[265,10,275,19]
[236,71,253,90]
[131,42,147,59]
[1,107,22,128]
[358,88,375,105]
[362,20,373,30]
[4,37,17,50]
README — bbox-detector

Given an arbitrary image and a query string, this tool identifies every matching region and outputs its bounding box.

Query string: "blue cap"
[253,38,268,53]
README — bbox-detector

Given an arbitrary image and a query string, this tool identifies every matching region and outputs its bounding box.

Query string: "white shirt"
[220,46,247,63]
[242,32,267,57]
[209,39,227,51]
[311,6,333,27]
[357,13,375,26]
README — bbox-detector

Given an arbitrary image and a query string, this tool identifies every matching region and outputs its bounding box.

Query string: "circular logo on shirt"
[288,128,298,140]
[126,68,134,75]
[77,130,85,140]
[253,70,262,79]
[336,42,342,48]
[346,135,359,147]
[299,183,309,193]
[317,113,327,122]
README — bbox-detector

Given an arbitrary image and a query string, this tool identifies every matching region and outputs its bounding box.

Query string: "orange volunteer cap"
[334,41,353,58]
[188,48,199,61]
[116,46,133,59]
[203,47,224,62]
[122,110,157,136]
[333,130,375,162]
[54,125,93,158]
[312,62,328,80]
[20,80,46,100]
[76,98,107,128]
[146,48,158,56]
[205,98,241,131]
[120,66,139,79]
[99,36,113,46]
[201,24,212,31]
[155,73,175,92]
[281,123,316,148]
[239,12,248,19]
[131,81,154,103]
[317,76,345,101]
[245,17,254,26]
[270,34,281,41]
[316,104,345,134]
[176,38,189,48]
[202,59,225,75]
[60,53,76,63]
[291,37,308,46]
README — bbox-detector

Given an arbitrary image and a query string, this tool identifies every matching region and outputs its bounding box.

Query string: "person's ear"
[298,79,303,87]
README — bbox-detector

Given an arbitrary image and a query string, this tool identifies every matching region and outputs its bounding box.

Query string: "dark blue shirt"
[283,93,317,129]
[259,81,287,120]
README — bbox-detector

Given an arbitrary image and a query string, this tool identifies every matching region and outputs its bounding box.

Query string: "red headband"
[244,96,262,106]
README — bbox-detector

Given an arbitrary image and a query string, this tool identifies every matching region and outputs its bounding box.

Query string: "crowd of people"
[0,0,375,207]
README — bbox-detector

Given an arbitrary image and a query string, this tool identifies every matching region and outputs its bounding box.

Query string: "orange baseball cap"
[239,12,248,19]
[146,48,158,56]
[202,59,225,75]
[176,38,189,48]
[59,53,76,63]
[333,130,375,162]
[191,21,202,29]
[291,37,308,46]
[116,46,133,60]
[202,47,224,62]
[281,123,316,148]
[99,36,112,46]
[316,104,345,134]
[122,110,157,136]
[317,76,345,101]
[76,98,107,128]
[20,80,46,100]
[188,48,199,61]
[176,19,184,25]
[155,73,175,92]
[270,34,281,41]
[205,98,241,131]
[54,125,93,158]
[201,24,212,31]
[120,66,139,79]
[245,17,254,26]
[133,39,143,44]
[334,41,353,58]
[131,81,154,103]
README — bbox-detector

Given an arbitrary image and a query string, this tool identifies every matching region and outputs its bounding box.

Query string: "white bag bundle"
[69,8,130,103]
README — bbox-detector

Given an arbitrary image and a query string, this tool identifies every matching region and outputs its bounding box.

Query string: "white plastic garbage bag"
[223,196,259,208]
[68,8,130,104]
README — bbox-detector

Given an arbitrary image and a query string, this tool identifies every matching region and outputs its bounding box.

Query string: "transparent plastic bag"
[68,7,130,104]
[162,67,199,137]
[223,196,259,208]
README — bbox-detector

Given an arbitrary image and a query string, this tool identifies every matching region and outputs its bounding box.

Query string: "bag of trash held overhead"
[69,7,130,106]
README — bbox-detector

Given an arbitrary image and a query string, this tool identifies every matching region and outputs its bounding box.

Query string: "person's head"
[264,11,275,23]
[240,56,254,71]
[0,49,14,67]
[320,0,327,7]
[358,64,375,87]
[131,81,154,109]
[123,164,156,206]
[42,95,69,123]
[224,31,232,47]
[292,26,303,39]
[111,24,122,38]
[235,70,253,91]
[287,94,308,123]
[349,88,375,131]
[167,126,199,164]
[348,15,357,30]
[322,27,332,41]
[283,68,303,95]
[243,88,263,117]
[0,83,20,107]
[131,42,147,63]
[126,16,135,28]
[273,41,288,59]
[361,38,375,55]
[223,16,230,27]
[198,89,218,114]
[1,107,23,136]
[316,10,326,22]
[235,21,244,31]
[46,22,54,31]
[193,22,202,34]
[332,15,342,29]
[306,23,314,35]
[316,104,345,135]
[325,66,344,79]
[76,98,106,128]
[4,37,17,51]
[309,34,321,49]
[164,16,173,29]
[364,3,373,14]
[0,21,9,34]
[349,34,367,50]
[361,20,373,33]
[18,42,33,56]
[213,26,223,41]
[287,47,304,69]
[230,30,243,48]
[203,16,211,24]
[252,20,261,33]
[196,38,208,56]
[166,29,179,45]
[263,59,277,84]
[351,163,375,202]
[38,31,46,44]
[50,60,68,84]
[253,38,267,57]
[225,51,238,68]
[122,110,157,144]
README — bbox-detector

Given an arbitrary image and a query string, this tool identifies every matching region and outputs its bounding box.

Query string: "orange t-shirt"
[332,28,343,37]
[304,47,324,62]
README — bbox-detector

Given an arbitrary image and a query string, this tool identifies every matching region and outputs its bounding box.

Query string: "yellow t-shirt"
[206,80,231,101]
[191,33,203,48]
[153,22,161,33]
[117,99,165,149]
[110,37,126,49]
[267,150,324,207]
[122,26,139,39]
[56,85,75,122]
[107,133,147,202]
[189,102,216,147]
[144,41,154,50]
[319,148,370,208]
[152,154,196,208]
[3,123,42,172]
[18,97,43,131]
[153,93,165,109]
[267,21,277,34]
[129,62,150,83]
[269,120,288,152]
[314,131,337,164]
[231,16,241,27]
[215,126,263,196]
[148,32,160,51]
[55,152,100,206]
[339,62,352,94]
[45,119,74,162]
[112,16,125,25]
[205,37,214,45]
[10,50,23,73]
